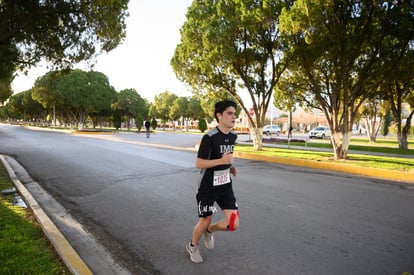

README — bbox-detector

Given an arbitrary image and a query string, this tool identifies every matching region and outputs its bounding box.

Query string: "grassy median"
[236,137,414,172]
[236,144,413,172]
[0,164,69,274]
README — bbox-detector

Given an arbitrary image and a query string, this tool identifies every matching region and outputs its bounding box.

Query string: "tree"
[0,0,129,100]
[22,89,47,124]
[200,97,217,123]
[32,71,62,126]
[153,91,177,129]
[172,0,290,150]
[8,90,47,124]
[33,69,117,129]
[58,70,114,129]
[0,72,13,104]
[86,71,118,128]
[170,96,205,132]
[6,92,25,119]
[112,88,147,130]
[279,0,414,159]
[187,97,204,122]
[381,48,414,149]
[148,104,158,123]
[170,96,189,130]
[135,98,149,132]
[359,98,383,142]
[135,113,144,132]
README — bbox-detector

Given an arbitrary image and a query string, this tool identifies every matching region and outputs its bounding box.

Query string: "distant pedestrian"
[186,100,240,263]
[288,125,293,139]
[144,119,151,138]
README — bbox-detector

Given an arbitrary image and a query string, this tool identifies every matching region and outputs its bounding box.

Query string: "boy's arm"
[195,152,233,169]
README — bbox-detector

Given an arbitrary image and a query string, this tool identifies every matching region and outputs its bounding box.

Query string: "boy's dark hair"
[214,100,237,122]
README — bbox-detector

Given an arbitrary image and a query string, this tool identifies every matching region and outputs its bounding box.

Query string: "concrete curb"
[233,152,414,184]
[0,155,93,275]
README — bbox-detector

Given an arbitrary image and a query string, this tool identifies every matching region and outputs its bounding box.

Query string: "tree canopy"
[112,88,148,130]
[277,0,414,159]
[171,0,290,150]
[0,0,129,103]
[153,91,178,129]
[32,69,117,129]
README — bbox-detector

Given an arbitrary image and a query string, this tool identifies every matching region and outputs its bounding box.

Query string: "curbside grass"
[0,164,70,275]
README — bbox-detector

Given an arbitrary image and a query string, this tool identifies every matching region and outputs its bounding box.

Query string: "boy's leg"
[187,216,211,263]
[208,209,239,232]
[191,216,212,245]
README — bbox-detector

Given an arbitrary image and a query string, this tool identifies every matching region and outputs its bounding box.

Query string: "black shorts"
[196,188,238,218]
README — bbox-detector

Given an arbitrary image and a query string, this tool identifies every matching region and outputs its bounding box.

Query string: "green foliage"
[135,113,144,131]
[6,91,47,122]
[200,97,217,121]
[389,124,414,137]
[198,118,207,133]
[153,91,177,125]
[112,111,122,130]
[0,79,13,105]
[187,97,204,120]
[172,0,289,149]
[278,0,414,158]
[0,165,68,274]
[32,71,60,110]
[0,0,129,100]
[170,97,189,122]
[32,69,117,128]
[151,118,157,130]
[379,48,414,149]
[111,88,148,130]
[381,110,391,136]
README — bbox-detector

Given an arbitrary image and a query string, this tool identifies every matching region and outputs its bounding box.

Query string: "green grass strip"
[0,165,69,274]
[235,144,414,172]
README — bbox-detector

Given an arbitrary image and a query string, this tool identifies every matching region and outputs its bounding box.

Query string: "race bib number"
[213,168,231,186]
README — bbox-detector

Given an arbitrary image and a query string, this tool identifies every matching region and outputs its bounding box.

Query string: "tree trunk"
[250,127,263,151]
[397,110,413,150]
[398,133,408,150]
[331,131,351,159]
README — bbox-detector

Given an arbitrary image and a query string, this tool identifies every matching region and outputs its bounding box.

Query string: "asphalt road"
[1,124,413,274]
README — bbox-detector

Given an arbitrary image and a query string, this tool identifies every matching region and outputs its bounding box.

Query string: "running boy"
[186,100,240,263]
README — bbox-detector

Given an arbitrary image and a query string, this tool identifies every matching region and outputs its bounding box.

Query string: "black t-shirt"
[197,127,237,193]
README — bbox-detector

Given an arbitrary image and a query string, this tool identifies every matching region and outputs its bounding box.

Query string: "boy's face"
[218,106,236,129]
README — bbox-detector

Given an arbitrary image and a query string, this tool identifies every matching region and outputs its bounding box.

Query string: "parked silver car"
[263,125,281,136]
[308,126,330,139]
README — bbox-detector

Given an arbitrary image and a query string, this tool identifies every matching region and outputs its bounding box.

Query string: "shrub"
[151,118,157,130]
[112,111,122,130]
[198,118,207,133]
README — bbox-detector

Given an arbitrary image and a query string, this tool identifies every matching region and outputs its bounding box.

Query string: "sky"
[11,0,194,102]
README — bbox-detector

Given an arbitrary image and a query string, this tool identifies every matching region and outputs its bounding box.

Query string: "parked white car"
[308,126,330,139]
[263,125,281,136]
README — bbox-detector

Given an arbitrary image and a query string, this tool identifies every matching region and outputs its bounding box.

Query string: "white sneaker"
[186,242,203,263]
[203,231,214,250]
